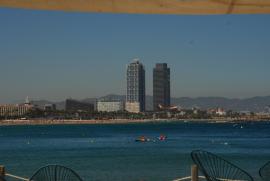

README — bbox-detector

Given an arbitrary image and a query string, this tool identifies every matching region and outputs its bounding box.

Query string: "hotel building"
[153,63,170,111]
[126,60,145,113]
[97,101,124,112]
[0,98,34,117]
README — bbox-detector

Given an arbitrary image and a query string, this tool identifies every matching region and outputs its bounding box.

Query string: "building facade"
[65,99,94,112]
[0,104,34,117]
[125,102,141,113]
[126,60,145,113]
[153,63,170,111]
[44,104,56,111]
[97,101,124,112]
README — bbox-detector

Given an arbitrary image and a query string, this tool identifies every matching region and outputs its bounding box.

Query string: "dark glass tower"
[153,63,170,111]
[126,60,145,112]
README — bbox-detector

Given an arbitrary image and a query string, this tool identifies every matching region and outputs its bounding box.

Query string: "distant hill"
[84,94,270,112]
[24,95,270,112]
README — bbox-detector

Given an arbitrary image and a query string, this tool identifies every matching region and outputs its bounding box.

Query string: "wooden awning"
[0,0,270,15]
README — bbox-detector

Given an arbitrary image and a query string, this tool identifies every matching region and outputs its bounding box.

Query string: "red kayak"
[158,134,167,141]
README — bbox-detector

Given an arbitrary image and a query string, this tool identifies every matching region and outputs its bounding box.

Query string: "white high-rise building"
[126,60,145,113]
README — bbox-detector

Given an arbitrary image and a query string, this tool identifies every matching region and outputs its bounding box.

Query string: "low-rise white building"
[125,101,141,113]
[216,108,227,116]
[97,101,124,112]
[0,104,34,117]
[207,107,227,116]
[0,97,34,117]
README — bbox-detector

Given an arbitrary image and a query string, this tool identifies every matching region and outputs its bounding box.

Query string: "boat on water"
[135,136,150,142]
[135,134,167,142]
[158,134,167,141]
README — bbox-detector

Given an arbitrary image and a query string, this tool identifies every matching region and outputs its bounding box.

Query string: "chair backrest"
[30,165,83,181]
[191,150,254,181]
[259,161,270,181]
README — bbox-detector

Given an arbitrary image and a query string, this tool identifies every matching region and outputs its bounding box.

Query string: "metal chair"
[191,150,254,181]
[30,165,83,181]
[259,161,270,181]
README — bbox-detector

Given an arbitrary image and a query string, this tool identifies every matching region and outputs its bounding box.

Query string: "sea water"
[0,121,270,181]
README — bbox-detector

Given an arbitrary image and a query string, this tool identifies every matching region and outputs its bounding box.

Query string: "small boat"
[135,136,150,142]
[158,134,167,141]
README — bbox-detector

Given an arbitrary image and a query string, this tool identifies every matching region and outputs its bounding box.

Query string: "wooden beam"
[0,165,5,178]
[0,0,270,14]
[191,165,199,181]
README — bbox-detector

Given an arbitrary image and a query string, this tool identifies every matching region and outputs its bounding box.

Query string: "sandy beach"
[0,118,268,126]
[0,119,165,126]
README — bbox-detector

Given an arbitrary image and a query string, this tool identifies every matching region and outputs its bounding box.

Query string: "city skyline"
[1,8,270,103]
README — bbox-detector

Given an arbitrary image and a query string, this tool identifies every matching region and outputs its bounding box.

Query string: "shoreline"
[0,118,269,126]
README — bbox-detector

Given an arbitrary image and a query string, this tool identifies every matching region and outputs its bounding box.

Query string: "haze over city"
[1,8,270,103]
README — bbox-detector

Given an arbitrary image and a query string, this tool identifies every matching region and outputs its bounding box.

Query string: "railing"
[173,165,206,181]
[1,164,251,181]
[4,174,29,181]
[0,164,203,181]
[0,166,29,181]
[173,176,206,181]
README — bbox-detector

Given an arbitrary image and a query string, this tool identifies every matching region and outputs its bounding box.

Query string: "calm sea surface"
[0,121,270,181]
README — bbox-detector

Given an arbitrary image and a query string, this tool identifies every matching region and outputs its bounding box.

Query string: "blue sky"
[0,8,270,103]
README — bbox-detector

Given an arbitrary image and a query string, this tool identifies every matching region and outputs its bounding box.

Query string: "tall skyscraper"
[153,63,170,111]
[126,60,145,113]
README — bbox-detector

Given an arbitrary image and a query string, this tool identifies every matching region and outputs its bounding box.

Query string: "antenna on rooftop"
[25,96,30,105]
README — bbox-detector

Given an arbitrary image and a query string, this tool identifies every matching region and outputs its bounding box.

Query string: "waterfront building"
[0,97,34,117]
[44,104,56,111]
[216,108,227,116]
[97,101,124,112]
[153,63,170,111]
[0,104,34,117]
[125,102,141,113]
[65,99,94,112]
[126,60,145,113]
[207,107,227,116]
